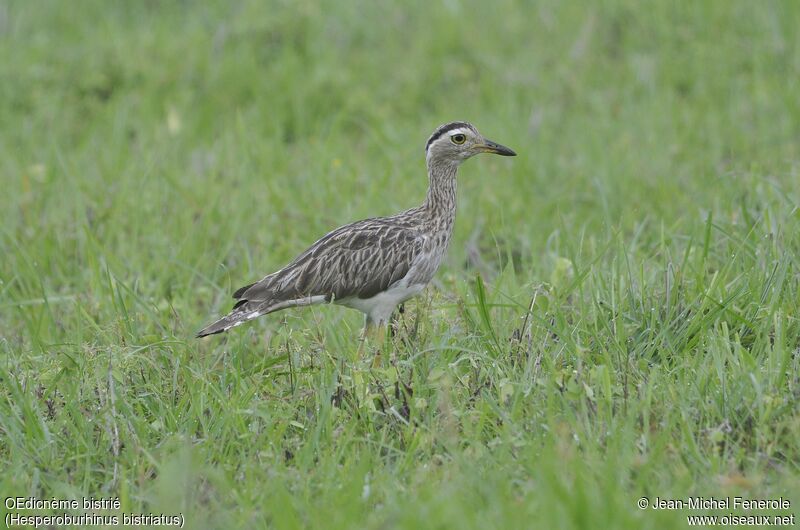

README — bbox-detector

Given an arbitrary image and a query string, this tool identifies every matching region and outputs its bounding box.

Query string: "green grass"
[2,0,800,528]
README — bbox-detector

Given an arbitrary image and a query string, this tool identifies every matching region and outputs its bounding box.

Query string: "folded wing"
[236,218,424,310]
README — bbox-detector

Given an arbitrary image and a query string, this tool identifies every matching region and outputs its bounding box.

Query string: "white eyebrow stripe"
[424,121,474,152]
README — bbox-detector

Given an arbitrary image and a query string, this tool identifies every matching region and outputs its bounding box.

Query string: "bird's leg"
[371,324,388,369]
[357,321,375,356]
[358,316,388,369]
[349,318,387,409]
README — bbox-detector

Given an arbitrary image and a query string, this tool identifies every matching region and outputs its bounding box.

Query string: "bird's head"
[425,121,516,166]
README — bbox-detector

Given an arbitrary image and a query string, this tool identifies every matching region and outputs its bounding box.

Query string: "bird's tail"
[196,302,262,338]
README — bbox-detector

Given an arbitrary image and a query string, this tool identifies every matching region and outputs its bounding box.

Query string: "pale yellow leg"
[349,322,387,406]
[365,323,387,369]
[355,322,385,362]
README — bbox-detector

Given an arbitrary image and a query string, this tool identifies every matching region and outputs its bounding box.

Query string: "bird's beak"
[478,139,517,157]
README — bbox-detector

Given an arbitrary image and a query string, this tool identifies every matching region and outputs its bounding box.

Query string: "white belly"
[338,283,425,325]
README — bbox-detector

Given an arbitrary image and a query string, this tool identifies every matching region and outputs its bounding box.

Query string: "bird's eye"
[451,134,466,145]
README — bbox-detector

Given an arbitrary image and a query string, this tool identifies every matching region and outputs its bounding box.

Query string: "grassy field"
[2,0,800,528]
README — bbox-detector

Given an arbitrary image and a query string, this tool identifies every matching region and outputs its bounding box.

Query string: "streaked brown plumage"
[197,122,516,337]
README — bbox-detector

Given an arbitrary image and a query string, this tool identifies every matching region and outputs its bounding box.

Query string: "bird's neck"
[422,160,459,226]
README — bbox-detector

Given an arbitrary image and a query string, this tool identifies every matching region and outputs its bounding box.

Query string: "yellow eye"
[451,134,466,145]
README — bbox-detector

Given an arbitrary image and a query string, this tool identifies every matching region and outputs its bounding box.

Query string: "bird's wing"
[234,218,426,308]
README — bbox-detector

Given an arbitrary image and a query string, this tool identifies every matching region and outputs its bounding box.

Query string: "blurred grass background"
[1,0,799,528]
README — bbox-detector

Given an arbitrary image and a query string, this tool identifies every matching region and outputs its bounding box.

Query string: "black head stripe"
[425,121,473,152]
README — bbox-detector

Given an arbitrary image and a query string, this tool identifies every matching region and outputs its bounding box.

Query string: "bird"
[197,121,516,339]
